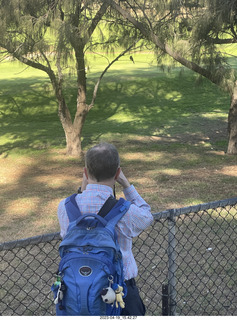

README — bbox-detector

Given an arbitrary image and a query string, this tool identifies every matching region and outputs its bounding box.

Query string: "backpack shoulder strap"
[65,193,82,223]
[105,198,131,230]
[98,196,118,218]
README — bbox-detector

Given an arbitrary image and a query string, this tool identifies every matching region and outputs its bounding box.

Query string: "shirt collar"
[85,184,114,195]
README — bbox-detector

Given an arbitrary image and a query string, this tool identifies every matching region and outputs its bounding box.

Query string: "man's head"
[85,143,120,182]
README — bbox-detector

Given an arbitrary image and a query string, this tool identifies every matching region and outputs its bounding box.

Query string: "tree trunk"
[64,125,83,157]
[55,84,86,157]
[227,81,237,154]
[65,104,88,157]
[63,41,88,157]
[57,97,87,157]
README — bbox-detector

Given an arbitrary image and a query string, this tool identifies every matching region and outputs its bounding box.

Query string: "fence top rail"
[1,196,237,251]
[153,196,237,221]
[0,232,61,252]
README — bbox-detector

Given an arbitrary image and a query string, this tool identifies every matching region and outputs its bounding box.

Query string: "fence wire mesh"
[0,197,237,316]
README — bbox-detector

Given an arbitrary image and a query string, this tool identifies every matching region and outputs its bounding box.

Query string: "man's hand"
[116,169,130,189]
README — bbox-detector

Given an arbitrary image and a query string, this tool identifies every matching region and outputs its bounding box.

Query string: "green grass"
[0,64,61,156]
[0,53,231,156]
[0,52,157,155]
[0,53,236,242]
[0,59,232,152]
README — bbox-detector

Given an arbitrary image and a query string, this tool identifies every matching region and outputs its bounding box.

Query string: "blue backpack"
[51,194,130,316]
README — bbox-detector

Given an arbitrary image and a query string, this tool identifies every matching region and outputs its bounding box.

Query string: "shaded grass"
[0,56,231,155]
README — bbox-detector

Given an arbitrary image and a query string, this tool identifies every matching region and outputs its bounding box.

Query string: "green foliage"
[143,0,237,90]
[0,0,139,76]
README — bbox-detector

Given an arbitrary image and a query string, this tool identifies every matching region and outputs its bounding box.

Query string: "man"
[57,142,153,315]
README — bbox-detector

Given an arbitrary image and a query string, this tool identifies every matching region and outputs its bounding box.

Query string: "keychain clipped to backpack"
[52,273,66,311]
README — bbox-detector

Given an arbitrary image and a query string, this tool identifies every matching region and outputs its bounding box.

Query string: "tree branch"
[86,2,110,41]
[104,0,226,87]
[88,41,139,110]
[207,37,237,44]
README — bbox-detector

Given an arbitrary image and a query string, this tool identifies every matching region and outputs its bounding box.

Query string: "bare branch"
[0,52,11,62]
[88,40,139,110]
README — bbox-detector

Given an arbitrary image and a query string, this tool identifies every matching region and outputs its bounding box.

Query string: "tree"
[176,0,237,154]
[188,0,237,154]
[105,0,237,154]
[0,0,137,156]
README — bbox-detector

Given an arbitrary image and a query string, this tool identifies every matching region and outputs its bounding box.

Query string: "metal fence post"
[162,284,169,315]
[168,209,177,316]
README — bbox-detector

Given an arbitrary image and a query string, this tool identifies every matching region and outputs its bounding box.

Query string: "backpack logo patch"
[79,266,92,277]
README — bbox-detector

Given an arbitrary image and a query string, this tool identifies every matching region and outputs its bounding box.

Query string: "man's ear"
[114,167,121,180]
[84,167,89,179]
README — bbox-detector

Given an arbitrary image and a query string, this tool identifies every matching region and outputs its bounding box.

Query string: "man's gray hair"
[85,143,120,182]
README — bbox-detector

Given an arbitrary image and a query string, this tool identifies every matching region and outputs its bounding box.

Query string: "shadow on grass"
[0,70,230,156]
[83,71,230,152]
[0,77,64,156]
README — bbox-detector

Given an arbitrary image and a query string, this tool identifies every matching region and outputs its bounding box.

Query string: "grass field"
[0,53,237,243]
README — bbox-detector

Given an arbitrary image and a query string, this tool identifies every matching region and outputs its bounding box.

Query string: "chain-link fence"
[0,197,237,316]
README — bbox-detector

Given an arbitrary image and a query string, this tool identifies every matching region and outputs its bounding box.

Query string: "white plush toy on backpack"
[101,287,116,305]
